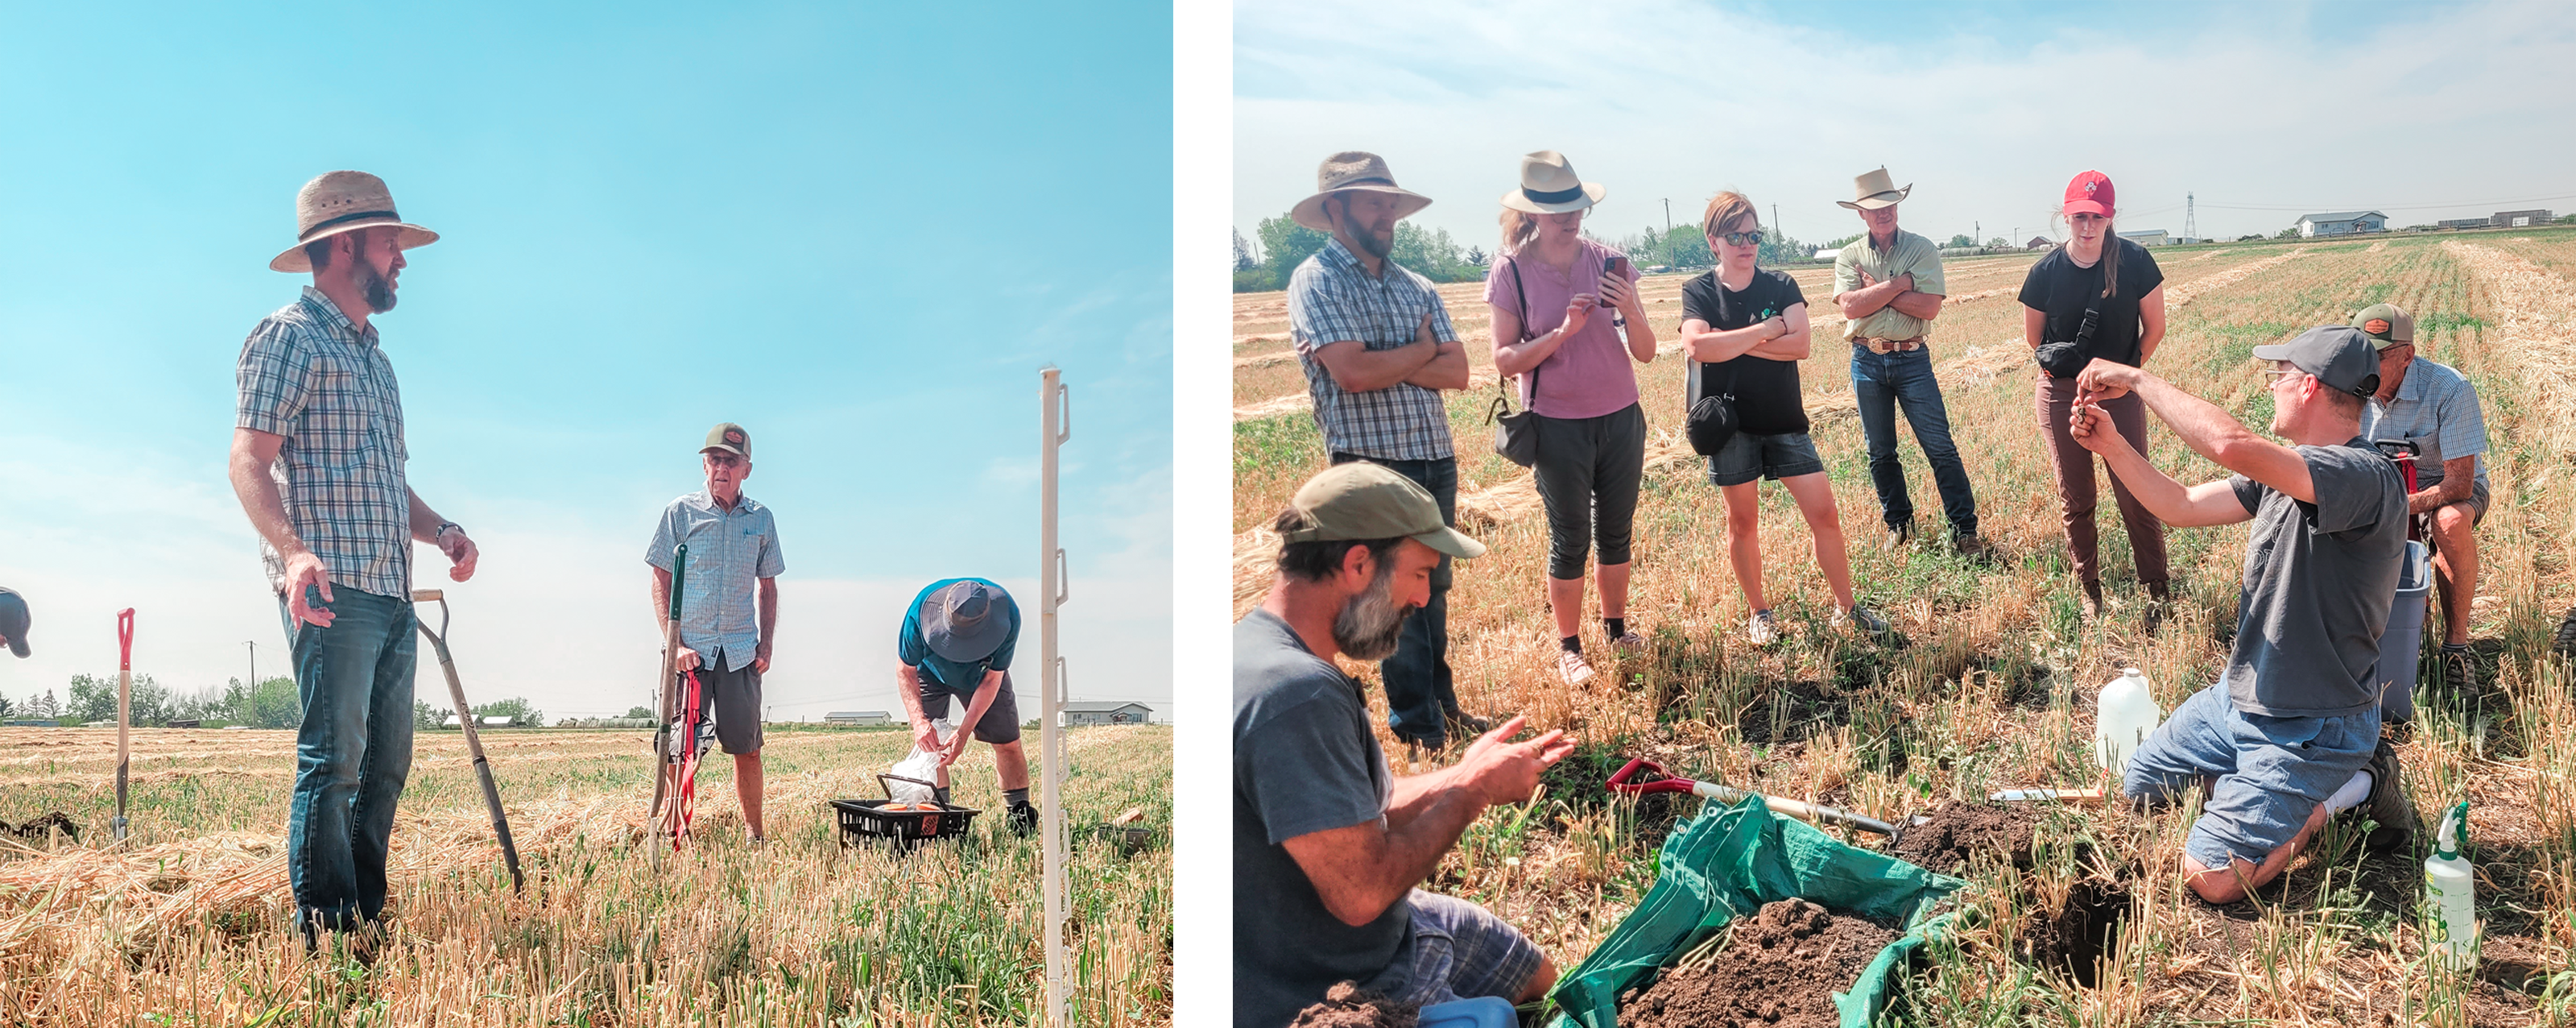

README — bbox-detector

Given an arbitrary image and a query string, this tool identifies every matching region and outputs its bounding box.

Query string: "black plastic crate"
[831,776,978,852]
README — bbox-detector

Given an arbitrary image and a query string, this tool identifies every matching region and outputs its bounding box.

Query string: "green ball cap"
[702,422,750,458]
[2350,302,2415,350]
[1280,462,1485,560]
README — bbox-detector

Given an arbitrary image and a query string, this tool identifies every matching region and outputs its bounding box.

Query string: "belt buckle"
[1865,338,1892,354]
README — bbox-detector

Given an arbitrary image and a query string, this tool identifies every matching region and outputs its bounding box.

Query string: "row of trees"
[1233,218,1491,292]
[2,674,540,731]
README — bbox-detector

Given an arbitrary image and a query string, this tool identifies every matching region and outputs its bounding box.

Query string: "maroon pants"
[2036,375,2169,588]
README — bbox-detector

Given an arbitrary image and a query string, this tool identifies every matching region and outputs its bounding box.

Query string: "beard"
[1330,562,1416,661]
[355,259,399,313]
[1351,223,1394,259]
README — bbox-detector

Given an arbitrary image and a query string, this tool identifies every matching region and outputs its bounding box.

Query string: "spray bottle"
[2094,667,2160,773]
[2423,801,2477,972]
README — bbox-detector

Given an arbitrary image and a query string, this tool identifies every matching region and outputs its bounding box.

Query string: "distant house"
[2492,209,2553,228]
[2025,237,2056,251]
[2436,218,2489,230]
[2295,211,2388,237]
[440,715,519,729]
[2118,229,2171,247]
[1061,702,1153,727]
[825,711,892,726]
[1812,249,1839,260]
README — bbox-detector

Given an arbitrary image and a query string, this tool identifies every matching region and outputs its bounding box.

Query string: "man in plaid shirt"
[1284,151,1481,756]
[226,172,478,952]
[646,422,786,843]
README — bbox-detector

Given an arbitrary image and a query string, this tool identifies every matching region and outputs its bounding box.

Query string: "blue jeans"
[1331,452,1461,746]
[2122,682,2377,871]
[279,587,417,932]
[1850,346,1978,536]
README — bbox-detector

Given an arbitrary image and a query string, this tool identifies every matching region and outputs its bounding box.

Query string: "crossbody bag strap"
[1507,258,1540,408]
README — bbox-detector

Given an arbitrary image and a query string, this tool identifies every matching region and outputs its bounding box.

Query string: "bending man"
[897,578,1038,835]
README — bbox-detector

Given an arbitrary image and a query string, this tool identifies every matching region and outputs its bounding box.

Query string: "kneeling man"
[2069,326,2414,903]
[1235,462,1574,1026]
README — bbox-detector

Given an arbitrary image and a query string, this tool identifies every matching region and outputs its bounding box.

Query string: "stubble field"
[0,723,1172,1026]
[1234,227,2576,1026]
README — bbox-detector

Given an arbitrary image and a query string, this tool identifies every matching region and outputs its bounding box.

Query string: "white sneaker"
[1747,609,1776,646]
[1557,649,1596,686]
[1833,604,1892,636]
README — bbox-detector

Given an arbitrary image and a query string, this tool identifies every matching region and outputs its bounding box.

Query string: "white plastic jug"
[2094,667,2160,772]
[2424,801,2478,972]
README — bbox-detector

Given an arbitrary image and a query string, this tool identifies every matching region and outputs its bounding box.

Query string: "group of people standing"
[1234,147,2497,1026]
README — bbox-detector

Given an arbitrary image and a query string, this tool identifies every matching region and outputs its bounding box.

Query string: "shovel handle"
[117,609,134,670]
[668,545,688,620]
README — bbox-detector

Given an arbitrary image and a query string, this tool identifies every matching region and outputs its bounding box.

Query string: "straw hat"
[268,171,440,273]
[1835,167,1912,210]
[1498,151,1604,214]
[1290,151,1433,231]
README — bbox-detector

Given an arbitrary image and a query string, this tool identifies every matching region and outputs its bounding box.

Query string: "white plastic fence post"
[1039,366,1071,1027]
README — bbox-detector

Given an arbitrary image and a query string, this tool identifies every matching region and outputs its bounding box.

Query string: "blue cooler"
[1418,996,1515,1028]
[2377,540,2433,721]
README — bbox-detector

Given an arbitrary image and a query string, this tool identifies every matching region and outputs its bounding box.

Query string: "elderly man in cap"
[897,578,1038,835]
[1285,151,1484,758]
[1831,168,1984,558]
[2354,303,2491,703]
[2067,327,2413,903]
[647,422,785,842]
[226,171,478,947]
[1235,462,1575,1028]
[0,587,27,660]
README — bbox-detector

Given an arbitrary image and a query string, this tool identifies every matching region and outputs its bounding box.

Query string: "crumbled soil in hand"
[1619,899,1898,1028]
[1889,800,2040,873]
[2020,877,2132,987]
[1288,981,1416,1028]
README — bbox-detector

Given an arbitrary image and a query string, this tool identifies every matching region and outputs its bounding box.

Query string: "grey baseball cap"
[0,587,27,657]
[1278,462,1485,560]
[2253,325,2381,397]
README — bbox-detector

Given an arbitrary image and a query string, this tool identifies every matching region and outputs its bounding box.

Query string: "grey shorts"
[1390,889,1543,1009]
[2121,682,2377,871]
[694,649,763,755]
[2429,477,2489,527]
[1707,431,1826,487]
[916,670,1022,744]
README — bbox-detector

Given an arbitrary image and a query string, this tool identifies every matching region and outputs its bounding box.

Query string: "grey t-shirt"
[1234,608,1408,1028]
[2222,439,2407,718]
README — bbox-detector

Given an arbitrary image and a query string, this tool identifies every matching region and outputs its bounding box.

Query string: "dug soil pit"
[1888,800,2039,873]
[2020,877,2131,988]
[1620,898,1898,1028]
[1288,981,1415,1028]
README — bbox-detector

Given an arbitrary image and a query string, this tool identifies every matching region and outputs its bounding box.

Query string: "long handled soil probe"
[648,545,688,852]
[412,589,525,892]
[1609,756,1925,837]
[114,608,134,844]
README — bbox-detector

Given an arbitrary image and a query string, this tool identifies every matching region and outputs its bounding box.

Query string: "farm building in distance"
[1061,701,1154,726]
[2492,209,2553,228]
[2025,237,2055,250]
[2295,210,2387,237]
[2119,229,2171,247]
[825,711,892,726]
[2437,218,2491,230]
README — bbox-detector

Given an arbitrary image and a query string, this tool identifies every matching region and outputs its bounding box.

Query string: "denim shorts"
[1707,431,1826,487]
[2121,682,2378,870]
[1390,889,1543,1009]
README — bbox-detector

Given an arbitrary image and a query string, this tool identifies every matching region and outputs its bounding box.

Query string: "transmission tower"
[2185,193,2196,242]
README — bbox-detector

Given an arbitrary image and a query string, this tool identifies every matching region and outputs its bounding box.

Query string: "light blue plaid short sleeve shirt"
[234,287,412,599]
[646,491,785,671]
[1287,239,1459,461]
[2360,358,2488,490]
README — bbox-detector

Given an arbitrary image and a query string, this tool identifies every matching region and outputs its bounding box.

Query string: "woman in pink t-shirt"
[1485,150,1656,686]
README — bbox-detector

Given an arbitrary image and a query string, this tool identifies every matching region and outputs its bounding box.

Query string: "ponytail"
[1499,208,1538,256]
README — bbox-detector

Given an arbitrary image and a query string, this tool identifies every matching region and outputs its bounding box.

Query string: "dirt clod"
[1288,981,1416,1028]
[1619,898,1898,1028]
[1889,800,2039,873]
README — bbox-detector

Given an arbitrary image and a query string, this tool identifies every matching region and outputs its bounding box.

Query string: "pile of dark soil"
[2020,877,2132,987]
[1288,981,1415,1028]
[1889,800,2039,873]
[1619,898,1898,1028]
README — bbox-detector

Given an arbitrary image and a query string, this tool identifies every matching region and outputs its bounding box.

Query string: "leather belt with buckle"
[1858,337,1925,354]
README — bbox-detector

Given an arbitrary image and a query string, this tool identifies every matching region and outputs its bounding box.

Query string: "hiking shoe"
[2441,649,2483,702]
[1611,628,1649,656]
[1884,523,1915,552]
[1833,604,1892,637]
[2351,738,2416,854]
[1558,649,1597,686]
[2555,607,2576,660]
[1441,703,1491,737]
[1008,802,1039,838]
[1747,609,1777,647]
[1951,532,1994,563]
[2078,581,2105,621]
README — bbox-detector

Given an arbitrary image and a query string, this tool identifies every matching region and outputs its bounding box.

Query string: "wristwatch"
[435,521,462,540]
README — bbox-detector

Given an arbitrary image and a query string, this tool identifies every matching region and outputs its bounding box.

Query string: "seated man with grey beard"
[1234,462,1576,1028]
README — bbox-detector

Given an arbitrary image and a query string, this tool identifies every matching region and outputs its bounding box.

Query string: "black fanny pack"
[2036,283,2107,379]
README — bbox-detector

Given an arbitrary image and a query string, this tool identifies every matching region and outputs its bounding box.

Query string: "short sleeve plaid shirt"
[2361,357,2489,490]
[1287,239,1458,462]
[646,491,786,672]
[235,287,413,599]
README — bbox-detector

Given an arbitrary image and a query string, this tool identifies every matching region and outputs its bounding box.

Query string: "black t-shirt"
[1681,267,1809,435]
[2017,238,2165,373]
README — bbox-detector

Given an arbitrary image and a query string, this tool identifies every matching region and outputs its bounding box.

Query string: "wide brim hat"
[0,587,25,658]
[1836,167,1912,210]
[269,171,440,273]
[923,580,1014,663]
[1498,150,1606,214]
[1290,151,1433,231]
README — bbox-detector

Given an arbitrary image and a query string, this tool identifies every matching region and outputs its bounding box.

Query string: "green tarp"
[1548,795,1967,1028]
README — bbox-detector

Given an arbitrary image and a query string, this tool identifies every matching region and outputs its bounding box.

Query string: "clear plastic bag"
[886,718,955,804]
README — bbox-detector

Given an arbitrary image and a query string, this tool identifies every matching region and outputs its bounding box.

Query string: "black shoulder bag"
[1487,259,1544,466]
[2034,259,2107,379]
[1685,280,1760,456]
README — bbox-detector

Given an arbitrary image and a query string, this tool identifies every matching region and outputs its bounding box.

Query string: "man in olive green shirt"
[1830,167,1982,555]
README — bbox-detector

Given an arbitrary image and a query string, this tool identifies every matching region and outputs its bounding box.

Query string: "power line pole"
[2185,192,2197,242]
[1661,198,1672,265]
[244,640,256,688]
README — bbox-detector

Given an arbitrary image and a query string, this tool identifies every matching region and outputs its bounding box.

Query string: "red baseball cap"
[2063,171,2115,218]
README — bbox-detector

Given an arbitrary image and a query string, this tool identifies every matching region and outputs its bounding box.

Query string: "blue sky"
[1235,0,2574,252]
[0,3,1172,720]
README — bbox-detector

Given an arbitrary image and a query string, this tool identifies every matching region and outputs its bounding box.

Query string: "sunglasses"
[1713,230,1765,247]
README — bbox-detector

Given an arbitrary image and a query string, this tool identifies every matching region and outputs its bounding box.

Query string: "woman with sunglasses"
[1486,151,1656,686]
[2019,170,2169,620]
[1680,192,1887,644]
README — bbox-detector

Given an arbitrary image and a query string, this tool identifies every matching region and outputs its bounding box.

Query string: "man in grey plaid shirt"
[227,171,478,951]
[647,422,785,843]
[1284,151,1481,756]
[2355,303,2491,702]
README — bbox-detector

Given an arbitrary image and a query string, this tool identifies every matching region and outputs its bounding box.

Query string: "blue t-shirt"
[898,578,1020,694]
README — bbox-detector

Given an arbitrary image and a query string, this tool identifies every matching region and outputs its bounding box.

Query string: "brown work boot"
[2078,581,2104,621]
[2440,647,2483,703]
[1951,531,1995,564]
[2556,607,2576,661]
[2345,738,2417,854]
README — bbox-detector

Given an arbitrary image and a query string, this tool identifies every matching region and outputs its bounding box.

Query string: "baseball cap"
[2253,325,2382,397]
[1279,462,1485,560]
[2062,170,2115,218]
[2351,303,2415,350]
[701,422,750,458]
[0,587,28,658]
